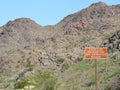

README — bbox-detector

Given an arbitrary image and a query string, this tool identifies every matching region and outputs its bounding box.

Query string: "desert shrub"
[33,71,57,90]
[80,37,89,43]
[62,62,71,71]
[57,58,65,64]
[104,83,112,90]
[103,34,111,40]
[26,61,34,68]
[15,78,28,89]
[105,69,120,80]
[14,71,57,90]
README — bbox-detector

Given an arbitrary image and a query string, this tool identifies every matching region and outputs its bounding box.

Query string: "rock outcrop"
[102,30,120,59]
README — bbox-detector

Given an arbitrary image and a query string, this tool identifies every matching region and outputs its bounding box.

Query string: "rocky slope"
[0,2,120,89]
[102,30,120,59]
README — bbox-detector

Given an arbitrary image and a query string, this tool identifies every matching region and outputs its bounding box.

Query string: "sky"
[0,0,120,26]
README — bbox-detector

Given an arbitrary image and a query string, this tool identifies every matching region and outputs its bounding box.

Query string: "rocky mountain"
[58,2,120,34]
[0,18,57,55]
[0,2,120,89]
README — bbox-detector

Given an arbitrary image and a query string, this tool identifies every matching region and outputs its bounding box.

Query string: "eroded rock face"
[103,31,120,52]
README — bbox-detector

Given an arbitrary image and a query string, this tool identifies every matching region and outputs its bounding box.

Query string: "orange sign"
[84,47,108,59]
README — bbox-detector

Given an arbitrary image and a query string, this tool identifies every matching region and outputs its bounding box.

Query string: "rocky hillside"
[0,2,120,89]
[0,18,57,55]
[58,2,120,34]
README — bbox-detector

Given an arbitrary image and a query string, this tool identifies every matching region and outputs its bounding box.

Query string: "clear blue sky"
[0,0,120,26]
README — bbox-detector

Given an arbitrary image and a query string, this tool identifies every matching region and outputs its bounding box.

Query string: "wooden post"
[95,59,98,90]
[28,84,30,90]
[28,81,30,90]
[3,78,6,90]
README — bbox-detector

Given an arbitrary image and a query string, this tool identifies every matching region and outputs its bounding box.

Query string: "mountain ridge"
[58,2,120,34]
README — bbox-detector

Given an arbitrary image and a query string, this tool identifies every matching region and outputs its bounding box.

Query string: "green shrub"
[103,34,111,40]
[33,71,57,90]
[14,71,57,90]
[26,61,34,68]
[105,69,120,80]
[15,78,28,89]
[104,83,112,90]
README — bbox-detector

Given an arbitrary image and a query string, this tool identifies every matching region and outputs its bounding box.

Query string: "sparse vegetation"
[57,58,65,64]
[15,78,28,89]
[1,58,120,90]
[57,58,120,90]
[26,61,34,68]
[80,37,89,43]
[104,83,112,90]
[33,71,57,90]
[14,71,57,90]
[103,34,111,40]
